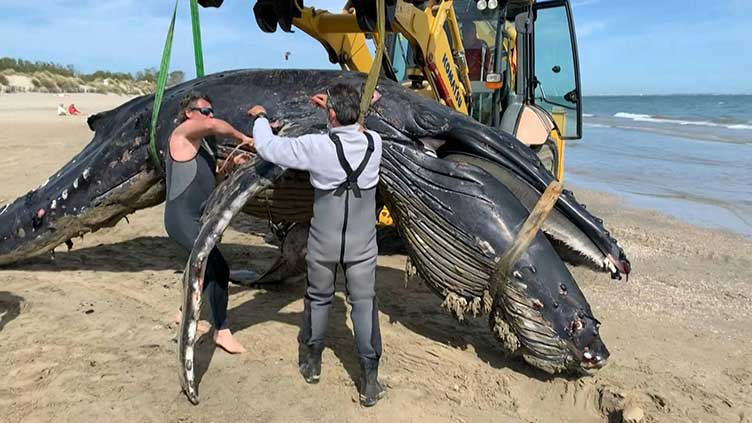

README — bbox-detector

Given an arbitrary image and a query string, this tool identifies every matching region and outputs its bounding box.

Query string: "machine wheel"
[530,138,559,178]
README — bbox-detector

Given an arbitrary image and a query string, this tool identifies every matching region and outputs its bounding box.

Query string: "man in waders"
[248,83,385,406]
[165,92,253,354]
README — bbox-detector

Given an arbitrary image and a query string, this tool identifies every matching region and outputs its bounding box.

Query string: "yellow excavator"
[200,0,583,224]
[206,0,583,178]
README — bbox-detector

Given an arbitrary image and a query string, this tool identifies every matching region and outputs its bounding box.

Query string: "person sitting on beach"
[67,104,82,115]
[57,104,66,116]
[165,92,253,354]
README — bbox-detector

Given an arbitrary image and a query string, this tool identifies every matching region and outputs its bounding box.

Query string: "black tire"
[531,138,559,178]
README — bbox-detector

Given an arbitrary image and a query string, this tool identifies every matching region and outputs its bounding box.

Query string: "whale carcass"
[0,70,630,403]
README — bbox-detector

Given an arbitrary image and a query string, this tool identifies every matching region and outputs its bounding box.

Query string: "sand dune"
[1,92,750,423]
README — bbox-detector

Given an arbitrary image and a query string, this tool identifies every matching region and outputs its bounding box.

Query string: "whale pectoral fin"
[177,158,285,404]
[442,154,611,275]
[250,223,308,286]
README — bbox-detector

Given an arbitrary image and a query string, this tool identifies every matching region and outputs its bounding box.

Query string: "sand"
[0,92,750,423]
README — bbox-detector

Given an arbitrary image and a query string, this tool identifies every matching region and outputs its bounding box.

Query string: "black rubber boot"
[299,343,324,384]
[359,358,386,407]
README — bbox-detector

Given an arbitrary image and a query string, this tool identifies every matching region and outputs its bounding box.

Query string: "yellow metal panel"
[377,206,394,226]
[392,1,468,114]
[290,1,471,115]
[549,129,566,182]
[292,9,374,71]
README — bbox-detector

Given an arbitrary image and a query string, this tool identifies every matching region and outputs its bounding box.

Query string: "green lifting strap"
[148,0,206,173]
[189,0,206,78]
[358,0,386,125]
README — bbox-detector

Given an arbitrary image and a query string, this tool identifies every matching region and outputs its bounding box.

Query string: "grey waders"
[298,131,385,406]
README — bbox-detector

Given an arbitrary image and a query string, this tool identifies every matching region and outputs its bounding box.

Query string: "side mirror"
[564,89,578,104]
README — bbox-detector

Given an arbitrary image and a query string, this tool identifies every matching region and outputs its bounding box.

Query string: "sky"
[0,0,750,95]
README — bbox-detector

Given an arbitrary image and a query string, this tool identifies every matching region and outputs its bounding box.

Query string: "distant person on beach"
[165,91,253,354]
[67,104,81,115]
[57,104,66,116]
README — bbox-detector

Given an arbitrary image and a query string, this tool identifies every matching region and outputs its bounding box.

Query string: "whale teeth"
[61,190,68,201]
[83,168,91,180]
[73,178,79,189]
[51,200,57,210]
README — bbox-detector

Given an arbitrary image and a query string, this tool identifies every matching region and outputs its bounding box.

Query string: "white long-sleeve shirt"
[252,117,383,191]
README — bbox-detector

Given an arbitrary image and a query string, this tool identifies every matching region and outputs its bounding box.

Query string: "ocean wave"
[613,112,752,130]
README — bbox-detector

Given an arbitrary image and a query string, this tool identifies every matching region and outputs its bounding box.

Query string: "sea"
[564,94,752,238]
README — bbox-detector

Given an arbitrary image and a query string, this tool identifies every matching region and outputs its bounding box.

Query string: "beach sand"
[0,93,750,423]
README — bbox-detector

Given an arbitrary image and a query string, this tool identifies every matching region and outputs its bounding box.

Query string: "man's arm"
[252,116,318,171]
[173,118,253,147]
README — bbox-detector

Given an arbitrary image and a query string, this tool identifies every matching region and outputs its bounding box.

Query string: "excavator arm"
[250,0,472,114]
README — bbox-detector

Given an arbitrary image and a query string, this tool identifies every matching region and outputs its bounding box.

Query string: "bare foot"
[213,329,246,354]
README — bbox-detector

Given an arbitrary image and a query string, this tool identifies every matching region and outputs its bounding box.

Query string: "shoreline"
[567,123,752,239]
[1,92,750,422]
[569,179,752,240]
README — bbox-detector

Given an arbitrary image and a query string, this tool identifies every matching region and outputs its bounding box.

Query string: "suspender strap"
[353,132,375,182]
[329,131,375,198]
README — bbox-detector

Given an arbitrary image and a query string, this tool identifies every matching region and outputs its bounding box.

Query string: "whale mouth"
[606,254,631,280]
[580,348,608,370]
[0,169,164,266]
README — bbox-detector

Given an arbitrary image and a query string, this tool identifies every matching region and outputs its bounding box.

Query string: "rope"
[491,181,562,298]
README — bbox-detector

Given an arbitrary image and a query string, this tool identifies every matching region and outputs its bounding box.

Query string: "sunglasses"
[325,89,333,109]
[190,107,214,116]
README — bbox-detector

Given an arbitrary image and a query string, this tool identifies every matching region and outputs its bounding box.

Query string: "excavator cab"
[387,0,582,179]
[527,1,582,140]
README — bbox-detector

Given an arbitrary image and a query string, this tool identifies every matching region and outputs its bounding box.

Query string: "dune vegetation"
[0,57,184,95]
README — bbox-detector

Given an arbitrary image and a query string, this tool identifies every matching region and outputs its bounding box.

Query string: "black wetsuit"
[164,139,230,330]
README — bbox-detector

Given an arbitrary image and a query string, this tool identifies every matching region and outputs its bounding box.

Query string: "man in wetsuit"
[248,83,386,406]
[165,92,252,354]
